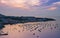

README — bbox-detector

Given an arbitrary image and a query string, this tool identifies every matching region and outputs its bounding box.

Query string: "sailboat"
[0,31,8,36]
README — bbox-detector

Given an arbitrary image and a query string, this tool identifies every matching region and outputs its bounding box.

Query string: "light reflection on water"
[0,20,60,38]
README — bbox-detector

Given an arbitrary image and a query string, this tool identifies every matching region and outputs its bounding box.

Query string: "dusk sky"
[0,0,60,38]
[0,0,60,16]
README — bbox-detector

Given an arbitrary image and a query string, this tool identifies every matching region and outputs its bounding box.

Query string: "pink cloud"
[48,6,57,10]
[47,2,60,11]
[0,0,49,9]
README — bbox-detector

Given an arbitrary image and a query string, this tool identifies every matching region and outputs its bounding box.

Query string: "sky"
[0,0,60,38]
[0,0,60,17]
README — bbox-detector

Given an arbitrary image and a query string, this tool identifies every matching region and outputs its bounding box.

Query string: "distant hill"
[0,14,56,30]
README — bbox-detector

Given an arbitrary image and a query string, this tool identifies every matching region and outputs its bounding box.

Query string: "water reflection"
[0,21,60,38]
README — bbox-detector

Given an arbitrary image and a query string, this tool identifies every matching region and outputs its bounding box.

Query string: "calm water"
[0,16,60,38]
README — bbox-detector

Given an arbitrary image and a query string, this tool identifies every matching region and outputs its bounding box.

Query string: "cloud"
[47,2,60,10]
[54,2,60,4]
[0,0,49,9]
[48,7,57,10]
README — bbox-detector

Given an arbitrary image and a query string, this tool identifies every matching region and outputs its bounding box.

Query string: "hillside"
[0,14,56,29]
